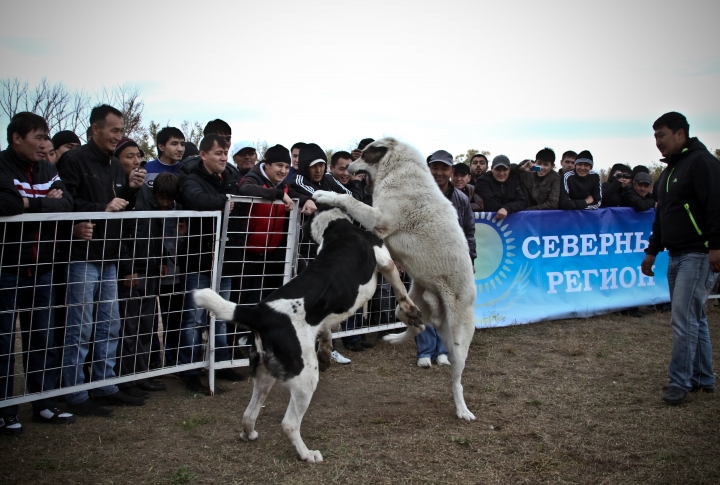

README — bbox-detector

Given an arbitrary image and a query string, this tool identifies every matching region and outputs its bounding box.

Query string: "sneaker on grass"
[331,350,351,364]
[417,357,432,368]
[0,415,22,435]
[32,407,76,424]
[436,354,451,366]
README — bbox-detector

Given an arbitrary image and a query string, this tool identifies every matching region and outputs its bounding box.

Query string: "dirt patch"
[2,307,719,485]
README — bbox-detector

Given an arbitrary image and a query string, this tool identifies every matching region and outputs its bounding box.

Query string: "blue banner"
[473,207,669,327]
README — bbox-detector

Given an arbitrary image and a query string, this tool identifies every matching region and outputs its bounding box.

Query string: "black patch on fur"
[361,145,388,165]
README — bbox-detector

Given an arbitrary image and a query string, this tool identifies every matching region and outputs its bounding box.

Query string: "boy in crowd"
[558,150,577,175]
[177,134,245,393]
[559,150,602,210]
[330,150,366,202]
[469,154,488,184]
[0,112,75,434]
[451,162,484,211]
[622,172,655,212]
[58,105,147,416]
[52,130,81,160]
[515,148,560,210]
[415,150,476,368]
[145,126,186,184]
[116,145,179,398]
[475,155,526,219]
[642,111,720,405]
[286,142,305,181]
[290,143,352,205]
[601,163,633,207]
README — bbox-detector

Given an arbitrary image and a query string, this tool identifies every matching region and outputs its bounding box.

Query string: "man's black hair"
[535,147,556,164]
[89,104,123,128]
[6,111,49,145]
[291,142,306,152]
[653,111,690,138]
[199,133,229,153]
[156,126,185,154]
[470,153,488,163]
[152,172,180,201]
[561,150,577,160]
[183,142,199,159]
[330,150,352,167]
[203,119,231,136]
[86,126,93,140]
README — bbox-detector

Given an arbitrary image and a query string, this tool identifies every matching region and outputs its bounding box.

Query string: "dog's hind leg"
[240,365,276,442]
[373,246,423,328]
[383,283,429,344]
[316,326,332,372]
[282,365,322,463]
[438,303,476,421]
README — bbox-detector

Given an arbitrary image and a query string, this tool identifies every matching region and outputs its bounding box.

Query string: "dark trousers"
[116,276,158,383]
[0,271,59,416]
[154,279,185,367]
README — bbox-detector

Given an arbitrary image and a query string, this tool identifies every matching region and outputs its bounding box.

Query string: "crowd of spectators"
[0,105,698,434]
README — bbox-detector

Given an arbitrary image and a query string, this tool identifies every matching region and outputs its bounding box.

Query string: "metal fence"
[0,197,407,408]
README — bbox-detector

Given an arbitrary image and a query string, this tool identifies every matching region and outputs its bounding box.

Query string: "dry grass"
[2,306,719,485]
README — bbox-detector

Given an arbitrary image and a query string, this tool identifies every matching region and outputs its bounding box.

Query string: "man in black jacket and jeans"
[177,134,245,392]
[641,112,720,405]
[0,112,76,434]
[475,155,526,220]
[58,105,147,416]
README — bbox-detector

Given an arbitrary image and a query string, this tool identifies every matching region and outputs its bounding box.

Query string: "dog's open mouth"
[357,171,373,194]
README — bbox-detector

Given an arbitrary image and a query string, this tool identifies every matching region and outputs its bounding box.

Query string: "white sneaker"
[436,354,451,366]
[417,357,432,368]
[331,350,351,364]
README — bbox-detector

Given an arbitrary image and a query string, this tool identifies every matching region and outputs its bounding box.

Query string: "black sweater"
[474,174,525,213]
[559,171,602,210]
[646,138,720,256]
[621,186,655,212]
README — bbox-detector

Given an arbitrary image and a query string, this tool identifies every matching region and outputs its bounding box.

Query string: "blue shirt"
[145,158,181,186]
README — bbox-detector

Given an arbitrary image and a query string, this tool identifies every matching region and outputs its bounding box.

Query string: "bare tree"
[97,83,145,140]
[180,120,204,146]
[254,139,270,160]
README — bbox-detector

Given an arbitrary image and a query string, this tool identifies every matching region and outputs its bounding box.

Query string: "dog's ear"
[361,145,388,165]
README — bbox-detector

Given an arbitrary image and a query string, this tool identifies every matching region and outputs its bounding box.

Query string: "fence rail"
[0,199,407,408]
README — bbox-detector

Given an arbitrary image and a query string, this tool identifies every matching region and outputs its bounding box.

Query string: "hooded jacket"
[474,173,526,214]
[57,140,139,262]
[290,154,351,197]
[0,148,73,275]
[621,185,656,212]
[177,159,240,273]
[646,138,720,256]
[559,170,602,210]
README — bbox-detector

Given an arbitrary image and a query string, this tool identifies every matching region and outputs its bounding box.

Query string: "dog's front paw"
[456,408,476,421]
[300,449,323,463]
[240,429,258,441]
[312,190,340,206]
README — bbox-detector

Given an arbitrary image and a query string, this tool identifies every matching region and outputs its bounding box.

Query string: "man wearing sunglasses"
[601,163,632,207]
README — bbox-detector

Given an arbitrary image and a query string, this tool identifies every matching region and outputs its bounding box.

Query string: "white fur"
[313,137,478,421]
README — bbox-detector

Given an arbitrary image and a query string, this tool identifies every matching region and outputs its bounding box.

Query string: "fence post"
[208,200,230,396]
[283,200,301,285]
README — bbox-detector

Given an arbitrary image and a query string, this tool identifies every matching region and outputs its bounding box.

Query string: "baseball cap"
[452,163,470,175]
[232,140,255,157]
[492,155,510,169]
[634,172,653,185]
[428,150,453,166]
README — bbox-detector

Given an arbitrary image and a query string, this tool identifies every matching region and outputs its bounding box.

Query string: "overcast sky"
[1,0,718,169]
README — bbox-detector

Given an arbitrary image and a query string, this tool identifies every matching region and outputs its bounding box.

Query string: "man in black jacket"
[58,105,147,416]
[0,112,76,434]
[514,148,561,210]
[559,150,602,210]
[452,163,484,211]
[475,155,526,219]
[641,112,720,405]
[601,163,632,208]
[177,134,245,392]
[290,143,351,215]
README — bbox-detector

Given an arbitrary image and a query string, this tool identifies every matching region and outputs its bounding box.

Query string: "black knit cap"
[453,163,471,175]
[575,150,594,168]
[51,130,81,150]
[299,143,327,166]
[113,137,144,158]
[183,142,199,159]
[264,144,291,164]
[609,163,631,175]
[357,138,375,150]
[632,165,650,176]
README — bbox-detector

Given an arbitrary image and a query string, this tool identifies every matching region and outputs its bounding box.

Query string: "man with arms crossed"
[642,111,720,405]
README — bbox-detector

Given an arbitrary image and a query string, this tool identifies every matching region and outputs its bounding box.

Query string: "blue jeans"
[667,252,717,391]
[62,262,121,404]
[179,273,232,376]
[0,271,58,416]
[415,326,448,360]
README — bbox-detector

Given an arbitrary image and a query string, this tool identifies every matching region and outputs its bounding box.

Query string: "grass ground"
[1,306,719,485]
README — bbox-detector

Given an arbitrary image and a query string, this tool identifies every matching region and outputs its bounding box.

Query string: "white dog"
[313,137,478,421]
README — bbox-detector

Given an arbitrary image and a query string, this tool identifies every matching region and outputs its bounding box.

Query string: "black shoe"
[137,379,166,392]
[359,339,375,349]
[216,368,247,382]
[663,386,688,405]
[119,386,150,400]
[690,385,715,393]
[66,399,115,417]
[184,375,209,394]
[344,341,365,352]
[0,415,22,435]
[32,407,77,425]
[94,390,146,407]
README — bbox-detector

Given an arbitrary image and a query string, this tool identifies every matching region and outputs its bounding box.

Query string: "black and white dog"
[193,205,422,463]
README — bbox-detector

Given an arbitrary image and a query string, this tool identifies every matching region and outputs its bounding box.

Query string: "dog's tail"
[193,288,243,324]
